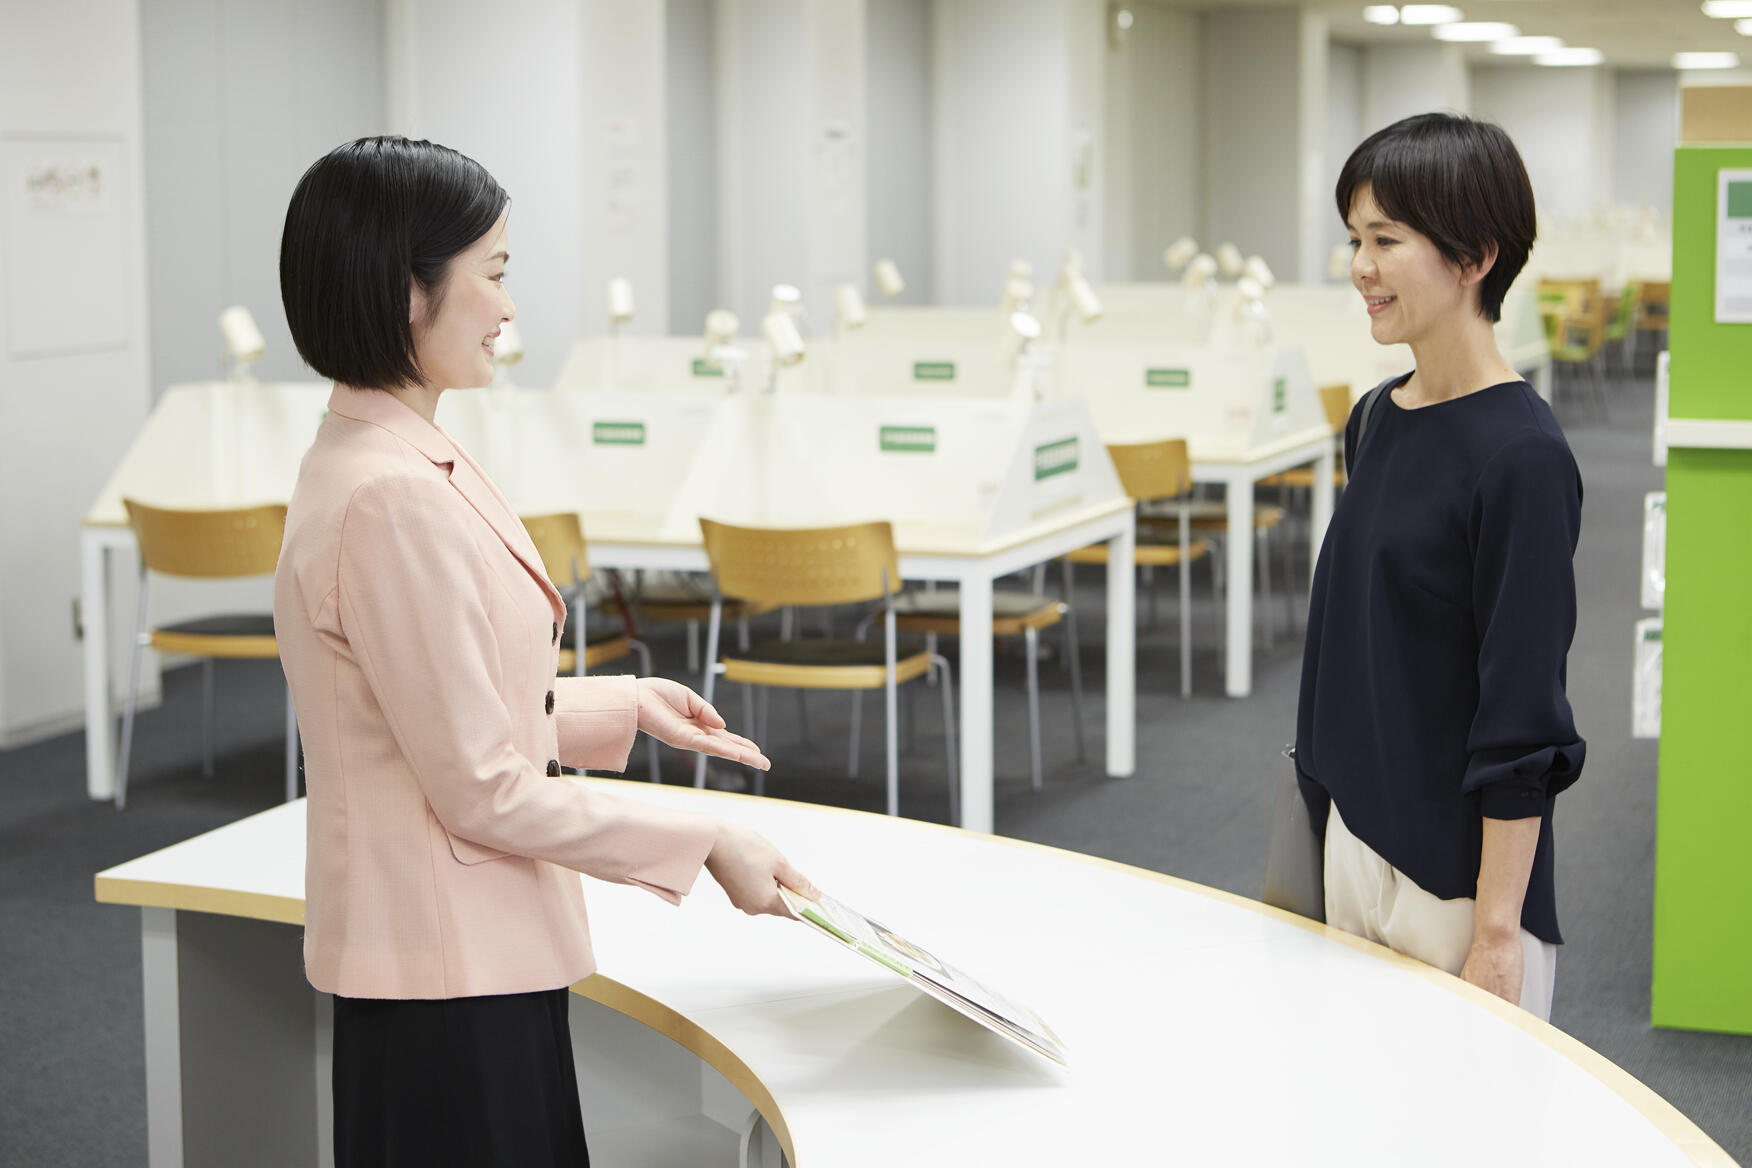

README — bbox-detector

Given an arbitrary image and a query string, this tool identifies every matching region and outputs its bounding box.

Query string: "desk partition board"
[658,393,1122,550]
[819,333,1034,399]
[1652,145,1752,1035]
[1054,340,1325,460]
[552,336,775,394]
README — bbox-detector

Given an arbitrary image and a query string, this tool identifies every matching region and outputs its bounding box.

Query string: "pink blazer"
[274,384,718,1000]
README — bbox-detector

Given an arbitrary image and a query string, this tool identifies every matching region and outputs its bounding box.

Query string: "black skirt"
[333,987,589,1168]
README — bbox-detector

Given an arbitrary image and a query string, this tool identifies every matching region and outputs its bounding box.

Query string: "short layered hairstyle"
[1336,113,1536,324]
[280,136,509,389]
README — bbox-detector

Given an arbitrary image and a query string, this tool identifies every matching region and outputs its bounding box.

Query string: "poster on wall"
[2,136,130,358]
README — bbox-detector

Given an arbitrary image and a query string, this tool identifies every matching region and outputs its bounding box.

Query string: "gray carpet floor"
[2,369,1748,1165]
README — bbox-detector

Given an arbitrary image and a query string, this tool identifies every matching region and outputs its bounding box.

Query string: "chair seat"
[1067,533,1209,567]
[891,590,1065,637]
[608,581,775,625]
[558,626,637,672]
[1260,467,1346,489]
[721,637,934,690]
[1163,502,1286,533]
[149,614,278,659]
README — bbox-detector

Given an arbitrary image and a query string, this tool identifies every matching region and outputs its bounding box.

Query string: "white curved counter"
[95,781,1734,1167]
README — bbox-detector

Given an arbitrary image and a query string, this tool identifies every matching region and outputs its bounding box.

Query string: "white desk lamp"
[219,306,265,382]
[1328,242,1353,282]
[874,258,905,297]
[835,284,867,333]
[702,309,746,390]
[607,277,635,333]
[489,318,523,387]
[1243,255,1276,293]
[1215,243,1245,278]
[1163,236,1199,273]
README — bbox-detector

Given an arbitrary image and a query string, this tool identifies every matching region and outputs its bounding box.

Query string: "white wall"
[141,0,384,393]
[932,0,1104,305]
[1361,43,1469,135]
[0,0,153,743]
[1200,6,1326,283]
[1615,71,1678,219]
[866,0,934,304]
[1102,0,1200,280]
[666,0,720,334]
[716,0,867,328]
[1324,40,1363,265]
[1473,65,1616,226]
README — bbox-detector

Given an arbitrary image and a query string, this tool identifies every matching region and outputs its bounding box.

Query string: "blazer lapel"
[327,385,566,623]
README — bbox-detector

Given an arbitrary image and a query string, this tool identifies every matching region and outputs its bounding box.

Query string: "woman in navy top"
[1295,113,1585,1018]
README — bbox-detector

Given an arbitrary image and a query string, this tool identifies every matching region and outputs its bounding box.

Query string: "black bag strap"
[1350,377,1395,473]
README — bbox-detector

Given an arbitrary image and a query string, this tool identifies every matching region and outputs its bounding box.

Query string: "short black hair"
[1336,113,1535,324]
[280,136,509,389]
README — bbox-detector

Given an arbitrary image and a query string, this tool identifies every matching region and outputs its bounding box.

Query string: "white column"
[1361,43,1471,135]
[931,0,1105,304]
[716,0,867,327]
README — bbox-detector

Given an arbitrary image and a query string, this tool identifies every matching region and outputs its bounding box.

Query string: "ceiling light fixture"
[1363,6,1399,24]
[1535,47,1604,66]
[1674,50,1741,68]
[1702,2,1752,19]
[1434,21,1517,42]
[1738,18,1752,34]
[1491,36,1563,55]
[1400,5,1464,25]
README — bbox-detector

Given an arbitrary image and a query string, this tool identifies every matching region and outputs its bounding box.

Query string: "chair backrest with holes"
[699,519,900,606]
[1103,439,1194,504]
[122,501,287,578]
[520,512,591,588]
[1317,384,1352,434]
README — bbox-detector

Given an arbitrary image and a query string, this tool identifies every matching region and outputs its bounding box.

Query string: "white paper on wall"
[1632,618,1663,740]
[1653,350,1670,468]
[2,137,129,357]
[1642,491,1666,611]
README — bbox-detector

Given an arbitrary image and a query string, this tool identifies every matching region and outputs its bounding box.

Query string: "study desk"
[94,783,1734,1168]
[1187,425,1337,698]
[79,384,1135,834]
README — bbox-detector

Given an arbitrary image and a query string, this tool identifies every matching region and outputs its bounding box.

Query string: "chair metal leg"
[934,655,959,826]
[284,683,299,803]
[694,603,724,788]
[1179,509,1193,699]
[632,639,661,782]
[884,612,900,818]
[1063,605,1087,762]
[115,569,153,810]
[794,689,810,750]
[1257,526,1275,652]
[201,659,215,778]
[1024,626,1043,792]
[848,689,863,778]
[686,620,699,674]
[741,682,758,789]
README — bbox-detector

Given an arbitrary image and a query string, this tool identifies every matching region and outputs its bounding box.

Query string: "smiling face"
[1346,184,1481,348]
[410,211,515,390]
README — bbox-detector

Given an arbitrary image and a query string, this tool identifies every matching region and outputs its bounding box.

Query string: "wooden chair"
[877,582,1085,794]
[116,500,295,809]
[1541,296,1610,420]
[521,513,661,782]
[1260,383,1354,491]
[1635,280,1670,357]
[602,574,776,675]
[1067,439,1212,698]
[695,518,957,821]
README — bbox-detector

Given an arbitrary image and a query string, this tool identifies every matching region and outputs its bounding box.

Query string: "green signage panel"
[1728,180,1752,219]
[690,358,725,378]
[879,425,936,453]
[1272,377,1287,414]
[592,421,646,446]
[913,361,956,381]
[1145,368,1191,388]
[1033,437,1078,481]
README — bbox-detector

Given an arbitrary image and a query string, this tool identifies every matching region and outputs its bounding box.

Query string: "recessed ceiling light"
[1535,47,1604,66]
[1492,36,1564,55]
[1363,5,1400,24]
[1400,5,1463,23]
[1702,2,1752,18]
[1738,18,1752,33]
[1434,22,1518,42]
[1674,51,1741,68]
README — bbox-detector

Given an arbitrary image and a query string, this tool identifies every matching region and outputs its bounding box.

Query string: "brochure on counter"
[778,886,1068,1066]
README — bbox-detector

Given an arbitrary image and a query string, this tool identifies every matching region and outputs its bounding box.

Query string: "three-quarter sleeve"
[1461,433,1588,818]
[335,473,716,900]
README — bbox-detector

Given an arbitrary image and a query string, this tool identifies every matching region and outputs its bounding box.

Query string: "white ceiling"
[1147,1,1752,70]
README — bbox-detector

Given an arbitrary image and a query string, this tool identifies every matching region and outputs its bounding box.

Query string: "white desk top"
[95,782,1730,1168]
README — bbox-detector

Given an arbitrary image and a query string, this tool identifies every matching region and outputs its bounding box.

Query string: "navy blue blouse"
[1294,373,1586,945]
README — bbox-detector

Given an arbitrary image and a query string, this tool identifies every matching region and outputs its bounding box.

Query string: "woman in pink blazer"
[274,136,813,1167]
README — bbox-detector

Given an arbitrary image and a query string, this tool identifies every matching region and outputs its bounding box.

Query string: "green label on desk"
[690,358,724,378]
[1642,623,1663,643]
[1145,368,1191,388]
[1034,437,1079,481]
[592,421,646,446]
[913,361,956,381]
[880,425,936,453]
[1272,377,1287,414]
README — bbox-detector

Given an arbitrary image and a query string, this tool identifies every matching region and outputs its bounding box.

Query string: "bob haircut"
[1335,113,1535,324]
[280,136,508,390]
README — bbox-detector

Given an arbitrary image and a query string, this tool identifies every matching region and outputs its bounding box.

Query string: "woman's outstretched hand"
[635,678,770,770]
[705,822,819,917]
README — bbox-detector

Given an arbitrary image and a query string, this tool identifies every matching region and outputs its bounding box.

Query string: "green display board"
[1652,146,1752,1034]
